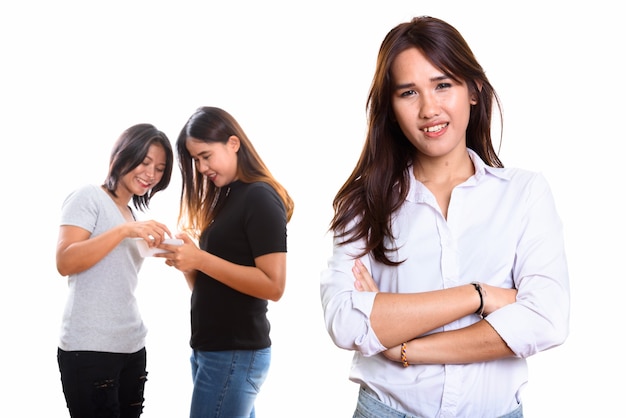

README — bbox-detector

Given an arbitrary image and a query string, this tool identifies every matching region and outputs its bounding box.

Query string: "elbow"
[323,310,375,354]
[551,317,570,347]
[56,250,77,277]
[320,292,382,355]
[544,304,570,349]
[530,322,569,356]
[267,293,283,302]
[56,260,70,277]
[327,323,357,351]
[267,284,285,302]
[325,320,380,355]
[522,316,570,357]
[57,259,85,277]
[266,275,286,302]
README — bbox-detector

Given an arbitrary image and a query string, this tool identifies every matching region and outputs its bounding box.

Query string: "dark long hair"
[331,16,503,265]
[103,123,173,211]
[176,106,294,238]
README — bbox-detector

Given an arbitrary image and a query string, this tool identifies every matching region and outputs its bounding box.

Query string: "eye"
[192,155,210,166]
[400,89,417,98]
[436,82,452,90]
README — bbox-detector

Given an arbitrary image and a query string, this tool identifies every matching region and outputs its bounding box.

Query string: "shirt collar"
[407,148,510,203]
[467,148,511,182]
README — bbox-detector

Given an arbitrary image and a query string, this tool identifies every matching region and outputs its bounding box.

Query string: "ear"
[470,80,483,105]
[227,135,240,152]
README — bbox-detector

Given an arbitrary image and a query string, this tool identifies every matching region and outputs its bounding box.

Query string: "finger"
[176,232,192,243]
[152,227,168,246]
[158,223,173,239]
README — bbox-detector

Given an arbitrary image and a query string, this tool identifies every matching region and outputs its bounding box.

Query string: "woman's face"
[117,143,167,199]
[186,136,240,187]
[390,47,474,161]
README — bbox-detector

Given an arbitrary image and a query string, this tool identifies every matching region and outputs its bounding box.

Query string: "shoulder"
[488,167,555,207]
[63,184,104,206]
[242,181,275,192]
[242,181,281,201]
[60,185,108,228]
[241,182,286,218]
[469,149,546,187]
[484,164,545,184]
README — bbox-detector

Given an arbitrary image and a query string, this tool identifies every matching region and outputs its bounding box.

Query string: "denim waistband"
[355,387,523,418]
[354,387,418,418]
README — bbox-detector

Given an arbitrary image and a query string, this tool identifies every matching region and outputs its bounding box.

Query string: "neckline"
[100,185,135,221]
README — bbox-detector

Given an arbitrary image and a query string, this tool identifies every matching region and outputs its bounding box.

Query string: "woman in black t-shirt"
[158,106,294,418]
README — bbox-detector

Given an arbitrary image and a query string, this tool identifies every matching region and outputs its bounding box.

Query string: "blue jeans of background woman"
[189,348,271,418]
[57,347,148,418]
[354,386,523,418]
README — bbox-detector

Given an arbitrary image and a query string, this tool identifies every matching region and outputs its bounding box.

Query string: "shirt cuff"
[351,290,386,355]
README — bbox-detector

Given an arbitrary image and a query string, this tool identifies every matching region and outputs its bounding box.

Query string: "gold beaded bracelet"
[400,342,409,367]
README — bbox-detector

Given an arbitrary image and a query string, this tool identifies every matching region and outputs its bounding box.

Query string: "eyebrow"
[143,155,167,165]
[190,150,210,159]
[394,75,451,90]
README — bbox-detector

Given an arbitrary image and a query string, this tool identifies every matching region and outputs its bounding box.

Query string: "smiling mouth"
[422,123,448,133]
[137,178,153,187]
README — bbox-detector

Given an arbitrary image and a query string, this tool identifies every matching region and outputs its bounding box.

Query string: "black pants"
[57,347,148,418]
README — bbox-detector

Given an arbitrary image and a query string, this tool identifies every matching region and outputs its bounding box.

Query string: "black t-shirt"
[190,180,287,351]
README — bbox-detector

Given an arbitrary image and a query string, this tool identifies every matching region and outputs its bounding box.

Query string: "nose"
[197,160,210,174]
[419,92,440,119]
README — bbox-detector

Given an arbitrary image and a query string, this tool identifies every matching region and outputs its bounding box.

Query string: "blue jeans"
[354,386,523,418]
[189,348,271,418]
[57,347,148,418]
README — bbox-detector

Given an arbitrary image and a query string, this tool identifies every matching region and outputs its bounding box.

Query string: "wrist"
[400,342,409,367]
[470,282,485,318]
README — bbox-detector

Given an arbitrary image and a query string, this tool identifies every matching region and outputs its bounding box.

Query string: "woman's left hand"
[155,233,200,273]
[382,343,403,363]
[352,258,380,292]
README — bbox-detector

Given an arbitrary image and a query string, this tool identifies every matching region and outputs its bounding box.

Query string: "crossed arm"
[352,258,516,365]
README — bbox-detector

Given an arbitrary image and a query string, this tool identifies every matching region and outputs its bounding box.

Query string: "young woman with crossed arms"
[320,16,569,418]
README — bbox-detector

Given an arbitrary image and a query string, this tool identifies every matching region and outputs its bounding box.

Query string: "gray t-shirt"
[58,184,147,353]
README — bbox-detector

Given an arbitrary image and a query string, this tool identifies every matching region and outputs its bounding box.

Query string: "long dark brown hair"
[330,16,503,266]
[176,106,294,238]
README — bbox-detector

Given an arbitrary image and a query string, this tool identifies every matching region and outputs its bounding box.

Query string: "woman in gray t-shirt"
[56,123,174,418]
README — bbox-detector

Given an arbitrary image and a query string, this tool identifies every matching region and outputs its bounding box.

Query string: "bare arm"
[369,287,483,348]
[56,220,172,276]
[158,233,286,301]
[353,258,516,354]
[183,271,197,291]
[385,320,514,365]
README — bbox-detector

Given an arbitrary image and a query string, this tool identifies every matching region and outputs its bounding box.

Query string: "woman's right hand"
[57,220,171,277]
[125,220,172,247]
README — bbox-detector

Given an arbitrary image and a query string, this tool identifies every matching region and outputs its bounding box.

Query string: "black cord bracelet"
[470,282,485,318]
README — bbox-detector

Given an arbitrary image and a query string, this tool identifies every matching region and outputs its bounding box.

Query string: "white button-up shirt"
[320,149,570,417]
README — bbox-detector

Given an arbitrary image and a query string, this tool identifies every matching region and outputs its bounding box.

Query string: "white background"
[1,1,623,416]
